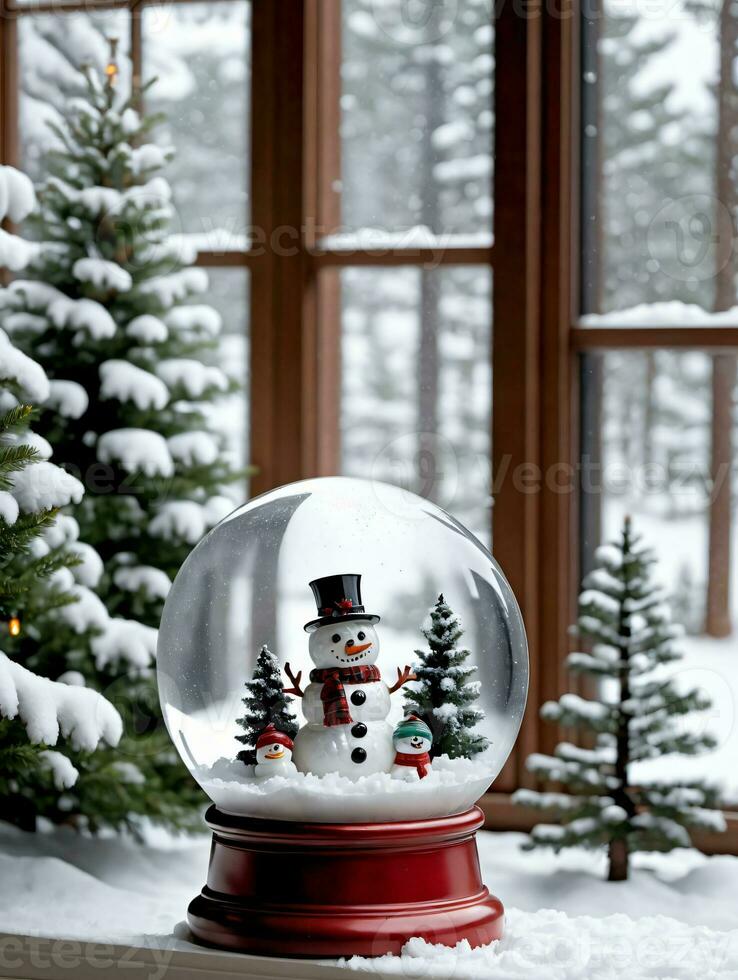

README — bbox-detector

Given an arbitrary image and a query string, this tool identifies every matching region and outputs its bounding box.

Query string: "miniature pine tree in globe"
[514,516,725,881]
[404,594,488,759]
[236,646,298,765]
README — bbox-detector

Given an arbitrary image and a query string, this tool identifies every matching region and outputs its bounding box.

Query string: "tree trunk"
[609,518,635,883]
[707,0,738,636]
[607,837,629,881]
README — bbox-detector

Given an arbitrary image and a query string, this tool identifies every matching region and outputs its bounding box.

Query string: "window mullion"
[250,0,341,494]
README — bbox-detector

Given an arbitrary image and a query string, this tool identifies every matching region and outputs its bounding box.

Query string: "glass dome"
[157,477,528,823]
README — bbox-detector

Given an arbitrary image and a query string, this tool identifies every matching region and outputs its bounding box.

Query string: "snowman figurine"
[285,574,415,778]
[391,715,433,781]
[254,724,298,778]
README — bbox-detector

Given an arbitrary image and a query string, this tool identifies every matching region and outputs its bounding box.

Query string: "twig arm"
[284,662,304,697]
[388,665,417,695]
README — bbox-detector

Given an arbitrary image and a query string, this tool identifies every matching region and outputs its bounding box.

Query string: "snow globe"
[157,476,528,957]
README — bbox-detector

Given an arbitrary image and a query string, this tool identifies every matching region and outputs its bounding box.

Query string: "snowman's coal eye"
[331,633,341,644]
[357,631,366,641]
[272,745,279,751]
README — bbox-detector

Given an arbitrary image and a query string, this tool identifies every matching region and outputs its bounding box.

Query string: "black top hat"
[304,574,380,633]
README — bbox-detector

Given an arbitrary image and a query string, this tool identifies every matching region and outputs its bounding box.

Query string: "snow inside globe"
[157,477,528,823]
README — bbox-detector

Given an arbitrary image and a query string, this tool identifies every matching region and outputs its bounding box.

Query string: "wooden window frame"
[2,0,737,852]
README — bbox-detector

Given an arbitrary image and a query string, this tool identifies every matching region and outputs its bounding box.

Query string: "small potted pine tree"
[514,516,725,880]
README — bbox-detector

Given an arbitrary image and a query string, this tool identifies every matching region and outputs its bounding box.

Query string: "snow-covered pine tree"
[0,167,123,827]
[404,594,488,759]
[235,646,298,765]
[1,146,209,830]
[9,50,243,607]
[3,50,244,827]
[514,516,725,881]
[0,390,122,827]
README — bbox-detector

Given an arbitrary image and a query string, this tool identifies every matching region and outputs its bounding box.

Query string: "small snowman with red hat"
[254,724,297,778]
[285,574,415,778]
[391,715,433,781]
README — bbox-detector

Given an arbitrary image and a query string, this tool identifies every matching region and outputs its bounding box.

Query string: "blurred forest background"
[13,0,738,798]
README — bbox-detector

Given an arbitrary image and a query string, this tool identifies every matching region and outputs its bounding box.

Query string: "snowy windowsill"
[579,301,738,328]
[2,821,738,979]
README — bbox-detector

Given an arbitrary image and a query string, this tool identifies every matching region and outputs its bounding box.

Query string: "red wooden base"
[187,805,503,958]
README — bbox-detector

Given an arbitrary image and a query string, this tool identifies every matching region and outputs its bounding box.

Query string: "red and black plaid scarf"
[310,665,381,727]
[393,751,431,779]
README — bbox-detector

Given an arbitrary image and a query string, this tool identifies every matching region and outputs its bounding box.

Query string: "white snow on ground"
[0,825,737,977]
[343,908,738,978]
[196,755,494,823]
[0,822,209,947]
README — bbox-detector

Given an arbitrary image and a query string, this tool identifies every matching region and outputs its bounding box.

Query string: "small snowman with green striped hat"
[391,714,433,781]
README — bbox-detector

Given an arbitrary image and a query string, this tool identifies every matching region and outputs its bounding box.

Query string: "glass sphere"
[157,477,528,823]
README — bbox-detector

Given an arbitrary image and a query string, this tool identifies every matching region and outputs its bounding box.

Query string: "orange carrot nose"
[345,641,372,655]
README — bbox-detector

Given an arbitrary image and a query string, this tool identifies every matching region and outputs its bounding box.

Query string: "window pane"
[341,265,492,542]
[339,0,493,242]
[19,11,130,182]
[200,267,250,486]
[581,0,723,317]
[143,2,250,251]
[580,351,738,803]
